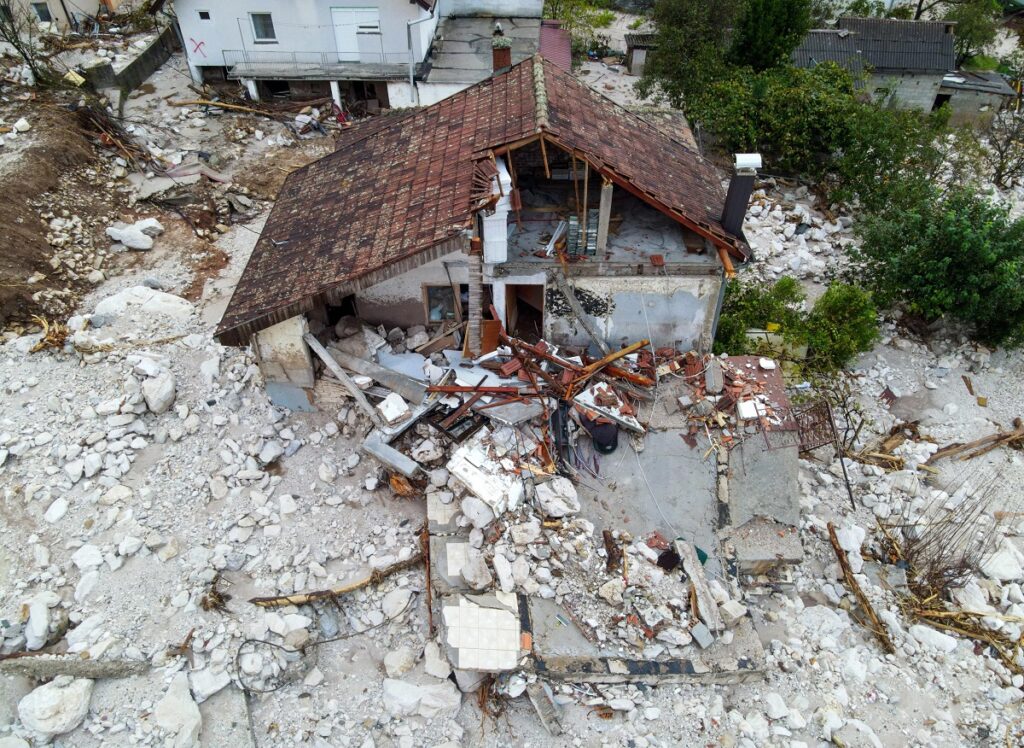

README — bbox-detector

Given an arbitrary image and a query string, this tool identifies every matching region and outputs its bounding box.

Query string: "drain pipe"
[407,6,436,106]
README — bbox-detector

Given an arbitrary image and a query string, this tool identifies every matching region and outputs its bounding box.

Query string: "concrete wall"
[83,23,178,94]
[869,72,943,111]
[386,79,466,107]
[444,0,542,17]
[355,249,720,351]
[255,315,315,388]
[10,0,104,33]
[943,88,1008,127]
[355,250,472,327]
[545,275,722,352]
[176,0,432,73]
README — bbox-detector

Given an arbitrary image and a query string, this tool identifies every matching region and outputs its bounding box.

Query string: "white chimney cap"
[734,153,762,171]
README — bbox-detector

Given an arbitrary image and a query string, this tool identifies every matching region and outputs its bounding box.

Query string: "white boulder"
[535,476,580,518]
[18,676,93,738]
[154,673,202,747]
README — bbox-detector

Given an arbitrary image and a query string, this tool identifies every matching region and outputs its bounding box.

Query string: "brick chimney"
[492,24,511,74]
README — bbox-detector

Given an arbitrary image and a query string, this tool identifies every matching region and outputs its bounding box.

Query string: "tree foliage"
[729,0,812,71]
[944,0,1002,66]
[805,284,879,371]
[714,278,879,371]
[978,111,1024,189]
[855,187,1024,347]
[636,0,738,106]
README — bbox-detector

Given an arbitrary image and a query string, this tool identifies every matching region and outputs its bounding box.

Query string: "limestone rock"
[461,496,494,529]
[142,371,176,414]
[535,476,580,518]
[154,673,201,747]
[384,646,416,677]
[18,676,93,738]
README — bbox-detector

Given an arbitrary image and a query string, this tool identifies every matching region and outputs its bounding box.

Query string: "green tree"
[945,0,1001,66]
[729,0,812,71]
[806,284,879,370]
[636,0,739,106]
[714,277,808,356]
[855,187,1024,347]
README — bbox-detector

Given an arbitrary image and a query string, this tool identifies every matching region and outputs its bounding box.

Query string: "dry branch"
[828,522,896,654]
[928,418,1024,463]
[249,553,422,608]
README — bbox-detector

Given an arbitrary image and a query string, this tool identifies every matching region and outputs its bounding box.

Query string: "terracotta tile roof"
[539,21,572,71]
[216,56,743,344]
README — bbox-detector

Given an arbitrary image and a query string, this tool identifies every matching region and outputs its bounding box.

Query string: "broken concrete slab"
[361,431,421,478]
[727,438,800,529]
[677,541,724,632]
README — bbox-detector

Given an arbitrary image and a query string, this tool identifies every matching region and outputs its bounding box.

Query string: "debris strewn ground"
[2,21,1024,748]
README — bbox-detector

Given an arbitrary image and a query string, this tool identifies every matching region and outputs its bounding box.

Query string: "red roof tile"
[539,21,572,71]
[216,56,743,344]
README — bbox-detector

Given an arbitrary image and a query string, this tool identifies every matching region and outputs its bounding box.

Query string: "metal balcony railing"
[222,49,415,80]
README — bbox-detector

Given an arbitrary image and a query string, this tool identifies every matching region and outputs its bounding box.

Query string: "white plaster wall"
[545,276,722,352]
[353,249,546,327]
[387,80,472,107]
[255,315,315,387]
[177,0,430,71]
[444,0,542,17]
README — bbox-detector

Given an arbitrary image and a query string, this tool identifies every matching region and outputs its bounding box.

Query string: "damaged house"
[216,53,754,404]
[212,55,816,711]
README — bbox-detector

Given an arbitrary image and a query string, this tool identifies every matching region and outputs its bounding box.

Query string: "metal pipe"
[406,3,436,106]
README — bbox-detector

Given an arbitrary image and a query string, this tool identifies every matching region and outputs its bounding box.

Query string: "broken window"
[32,2,52,22]
[250,12,276,43]
[425,285,458,323]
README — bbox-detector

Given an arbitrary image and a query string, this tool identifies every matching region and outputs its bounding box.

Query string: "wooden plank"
[304,334,386,430]
[676,541,724,633]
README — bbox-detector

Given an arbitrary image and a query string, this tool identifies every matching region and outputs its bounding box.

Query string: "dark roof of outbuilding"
[939,70,1017,96]
[791,29,866,78]
[624,32,657,49]
[837,17,955,73]
[216,56,743,345]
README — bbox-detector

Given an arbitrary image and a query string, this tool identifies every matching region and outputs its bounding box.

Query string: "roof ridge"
[532,55,549,130]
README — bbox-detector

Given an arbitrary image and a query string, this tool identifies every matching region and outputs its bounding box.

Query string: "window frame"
[423,284,459,324]
[197,10,211,20]
[32,2,53,22]
[249,12,277,44]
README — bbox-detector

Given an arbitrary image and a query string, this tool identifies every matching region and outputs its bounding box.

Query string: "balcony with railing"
[222,49,423,81]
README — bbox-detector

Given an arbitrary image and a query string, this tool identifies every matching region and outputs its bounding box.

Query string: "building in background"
[173,0,548,110]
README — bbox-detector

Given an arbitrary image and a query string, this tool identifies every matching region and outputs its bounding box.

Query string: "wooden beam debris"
[928,418,1024,463]
[304,333,386,430]
[828,522,896,654]
[249,553,423,608]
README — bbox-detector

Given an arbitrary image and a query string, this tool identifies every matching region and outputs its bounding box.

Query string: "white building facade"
[173,0,542,108]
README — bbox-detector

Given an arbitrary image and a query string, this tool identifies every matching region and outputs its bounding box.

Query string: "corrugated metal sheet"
[837,17,955,73]
[791,29,865,79]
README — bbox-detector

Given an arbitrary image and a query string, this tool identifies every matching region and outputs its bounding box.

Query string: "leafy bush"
[715,278,879,371]
[714,277,807,356]
[592,9,616,27]
[688,63,856,178]
[855,187,1024,347]
[805,284,879,371]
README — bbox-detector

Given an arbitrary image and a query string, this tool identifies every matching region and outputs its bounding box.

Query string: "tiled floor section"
[442,593,521,671]
[445,541,470,578]
[427,492,459,528]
